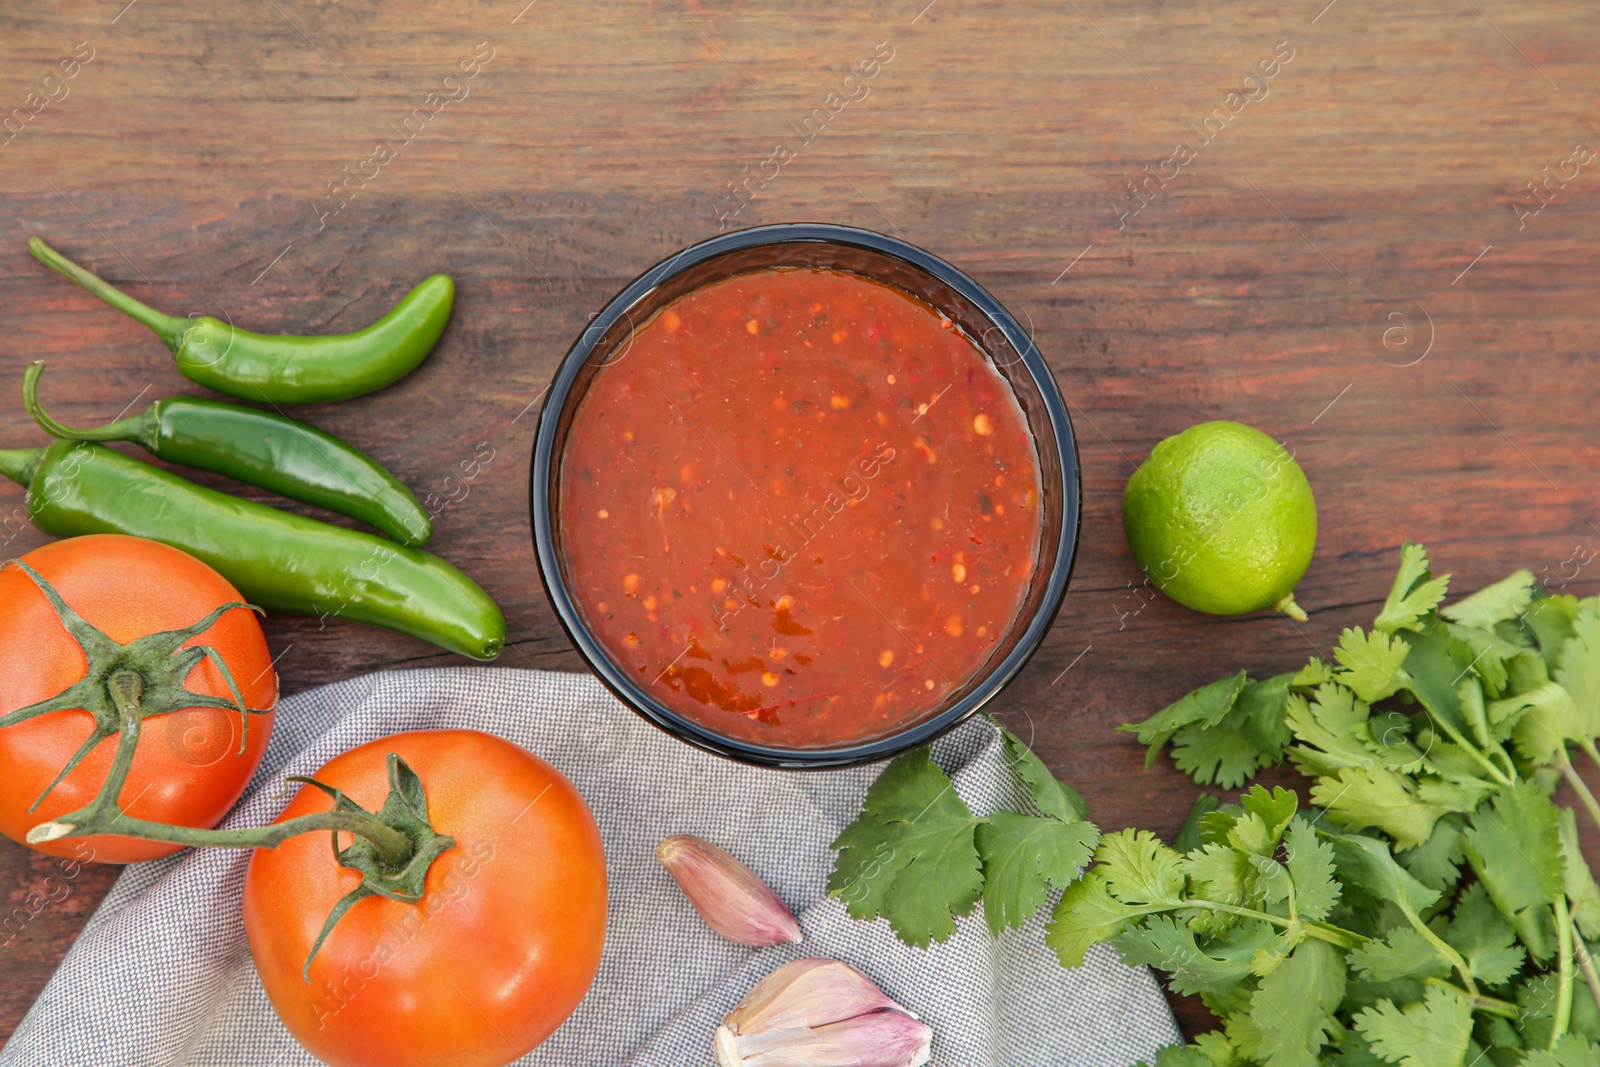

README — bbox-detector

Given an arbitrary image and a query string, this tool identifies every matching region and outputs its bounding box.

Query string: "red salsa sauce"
[558,266,1043,749]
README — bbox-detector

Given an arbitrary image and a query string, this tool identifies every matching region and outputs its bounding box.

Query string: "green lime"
[1122,420,1316,620]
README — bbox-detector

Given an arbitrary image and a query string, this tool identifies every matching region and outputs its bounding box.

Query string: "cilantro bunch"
[828,728,1100,945]
[1102,543,1600,1066]
[828,543,1600,1067]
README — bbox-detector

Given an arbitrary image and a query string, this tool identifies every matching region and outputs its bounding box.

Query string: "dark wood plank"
[2,0,1600,1046]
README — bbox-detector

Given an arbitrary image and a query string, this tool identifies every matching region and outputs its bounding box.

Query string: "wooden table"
[2,0,1597,1047]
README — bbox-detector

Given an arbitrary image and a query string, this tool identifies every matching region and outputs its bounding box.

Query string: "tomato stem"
[29,803,416,866]
[29,662,412,866]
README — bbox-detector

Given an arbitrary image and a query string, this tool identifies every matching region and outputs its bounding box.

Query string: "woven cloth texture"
[1,667,1180,1066]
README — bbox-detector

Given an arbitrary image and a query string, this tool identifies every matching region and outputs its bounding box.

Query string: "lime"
[1122,420,1316,620]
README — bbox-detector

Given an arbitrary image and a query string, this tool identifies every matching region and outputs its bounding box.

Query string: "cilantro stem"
[1425,711,1514,787]
[1581,738,1600,775]
[1422,977,1520,1020]
[1182,898,1368,951]
[1553,896,1574,1050]
[1484,733,1519,783]
[1408,908,1479,997]
[1559,754,1600,837]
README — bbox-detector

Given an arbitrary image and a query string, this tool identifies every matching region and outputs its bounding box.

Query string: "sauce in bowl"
[558,266,1043,749]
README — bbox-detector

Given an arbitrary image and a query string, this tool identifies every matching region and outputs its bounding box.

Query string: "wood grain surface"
[2,0,1599,1050]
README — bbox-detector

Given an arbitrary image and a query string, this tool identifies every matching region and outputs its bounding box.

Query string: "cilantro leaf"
[1182,843,1254,915]
[827,747,982,947]
[1479,1013,1525,1054]
[1494,681,1583,764]
[1521,1034,1600,1067]
[1348,926,1451,982]
[1283,817,1339,922]
[1198,805,1244,848]
[1374,543,1451,634]
[1214,786,1296,862]
[1440,568,1536,629]
[1292,657,1335,688]
[1113,915,1278,996]
[1241,784,1298,842]
[997,725,1090,822]
[1191,1030,1244,1066]
[1336,627,1409,703]
[1396,814,1467,894]
[1507,647,1554,697]
[1554,601,1600,741]
[1245,853,1292,913]
[1286,685,1380,778]
[1312,766,1449,850]
[1325,831,1441,921]
[1250,937,1346,1067]
[1352,984,1473,1066]
[1559,807,1600,940]
[1444,882,1524,986]
[1413,774,1496,815]
[1462,780,1562,961]
[975,812,1098,936]
[1222,1007,1265,1062]
[1523,594,1582,673]
[1396,625,1476,737]
[1172,723,1269,790]
[1443,621,1526,696]
[1329,1030,1394,1066]
[1249,927,1294,978]
[1046,870,1143,967]
[1123,671,1249,763]
[1174,792,1220,854]
[1098,829,1187,908]
[1158,675,1296,788]
[1232,674,1297,761]
[1134,1043,1216,1067]
[1465,780,1561,915]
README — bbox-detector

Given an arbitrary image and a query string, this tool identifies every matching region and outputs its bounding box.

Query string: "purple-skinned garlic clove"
[714,957,932,1067]
[717,1009,933,1067]
[657,834,803,947]
[724,958,913,1035]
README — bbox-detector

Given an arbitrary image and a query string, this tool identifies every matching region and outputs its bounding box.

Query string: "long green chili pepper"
[23,361,432,546]
[27,237,453,405]
[0,441,504,660]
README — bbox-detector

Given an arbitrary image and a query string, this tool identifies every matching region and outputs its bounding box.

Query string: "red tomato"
[244,730,607,1067]
[0,535,276,863]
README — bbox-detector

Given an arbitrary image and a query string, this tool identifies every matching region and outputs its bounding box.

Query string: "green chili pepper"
[23,361,432,546]
[0,441,504,660]
[27,238,453,405]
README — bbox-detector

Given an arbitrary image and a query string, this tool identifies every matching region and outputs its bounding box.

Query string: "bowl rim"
[530,222,1081,769]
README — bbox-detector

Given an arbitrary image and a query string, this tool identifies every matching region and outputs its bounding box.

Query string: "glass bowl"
[530,223,1080,769]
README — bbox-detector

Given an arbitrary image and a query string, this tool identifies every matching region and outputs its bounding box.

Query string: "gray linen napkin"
[1,667,1180,1066]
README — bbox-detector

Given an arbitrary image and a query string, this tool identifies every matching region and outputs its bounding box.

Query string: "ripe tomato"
[0,535,276,863]
[244,730,607,1067]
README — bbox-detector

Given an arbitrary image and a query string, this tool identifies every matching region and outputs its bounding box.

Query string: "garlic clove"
[715,1025,746,1067]
[724,958,912,1035]
[722,1011,934,1067]
[716,958,931,1067]
[808,1013,933,1067]
[657,834,803,947]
